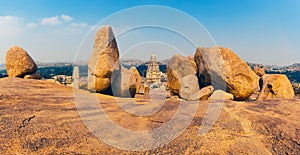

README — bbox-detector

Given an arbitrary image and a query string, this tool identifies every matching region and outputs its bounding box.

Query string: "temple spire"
[146,53,161,83]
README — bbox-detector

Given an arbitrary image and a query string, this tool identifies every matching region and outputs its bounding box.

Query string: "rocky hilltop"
[0,77,299,154]
[0,25,299,154]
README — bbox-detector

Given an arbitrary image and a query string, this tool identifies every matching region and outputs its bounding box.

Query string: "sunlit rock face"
[194,47,259,101]
[6,46,37,78]
[87,25,120,93]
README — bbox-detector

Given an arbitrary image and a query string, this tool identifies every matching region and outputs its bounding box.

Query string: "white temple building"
[146,54,162,83]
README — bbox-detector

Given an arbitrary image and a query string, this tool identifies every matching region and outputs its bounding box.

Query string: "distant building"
[146,53,162,83]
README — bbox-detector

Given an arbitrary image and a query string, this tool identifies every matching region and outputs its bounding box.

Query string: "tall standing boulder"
[87,25,120,93]
[194,47,259,101]
[167,54,197,96]
[257,74,294,100]
[6,46,37,77]
[130,66,142,93]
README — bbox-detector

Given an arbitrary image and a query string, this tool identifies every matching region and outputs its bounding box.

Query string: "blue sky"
[0,0,299,65]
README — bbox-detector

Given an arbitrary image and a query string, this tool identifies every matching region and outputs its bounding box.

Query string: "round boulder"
[167,54,197,96]
[188,85,214,101]
[6,46,37,77]
[210,90,234,101]
[257,74,294,100]
[194,47,259,101]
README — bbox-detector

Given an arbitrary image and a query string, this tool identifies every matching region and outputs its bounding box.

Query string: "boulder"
[253,65,265,77]
[179,74,200,100]
[130,66,142,93]
[257,74,294,100]
[199,85,214,100]
[188,85,214,101]
[142,83,150,95]
[210,90,234,101]
[5,46,37,77]
[87,25,120,93]
[187,55,194,61]
[111,67,137,98]
[194,47,259,101]
[167,54,197,96]
[24,72,41,79]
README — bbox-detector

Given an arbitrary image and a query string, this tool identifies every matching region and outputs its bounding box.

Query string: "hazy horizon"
[1,1,300,66]
[1,57,299,67]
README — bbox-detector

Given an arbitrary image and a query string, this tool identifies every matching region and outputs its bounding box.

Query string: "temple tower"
[146,53,161,83]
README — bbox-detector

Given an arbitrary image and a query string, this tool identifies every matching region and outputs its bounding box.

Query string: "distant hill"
[248,62,300,72]
[286,63,300,71]
[248,62,300,83]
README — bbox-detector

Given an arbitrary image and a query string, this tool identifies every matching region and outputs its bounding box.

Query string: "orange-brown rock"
[187,55,194,61]
[210,90,234,101]
[253,65,265,77]
[199,85,214,100]
[0,77,299,154]
[130,66,142,93]
[189,85,214,101]
[142,83,150,95]
[87,25,120,93]
[257,74,294,100]
[194,47,259,101]
[5,46,37,77]
[167,54,197,96]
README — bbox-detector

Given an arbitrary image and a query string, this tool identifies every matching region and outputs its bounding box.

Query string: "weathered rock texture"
[130,67,142,93]
[199,85,214,100]
[167,54,197,96]
[179,74,200,100]
[194,47,259,101]
[142,83,150,95]
[257,74,294,100]
[253,65,266,77]
[0,77,299,154]
[210,90,234,100]
[111,67,137,98]
[87,25,120,93]
[188,85,214,101]
[5,46,37,77]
